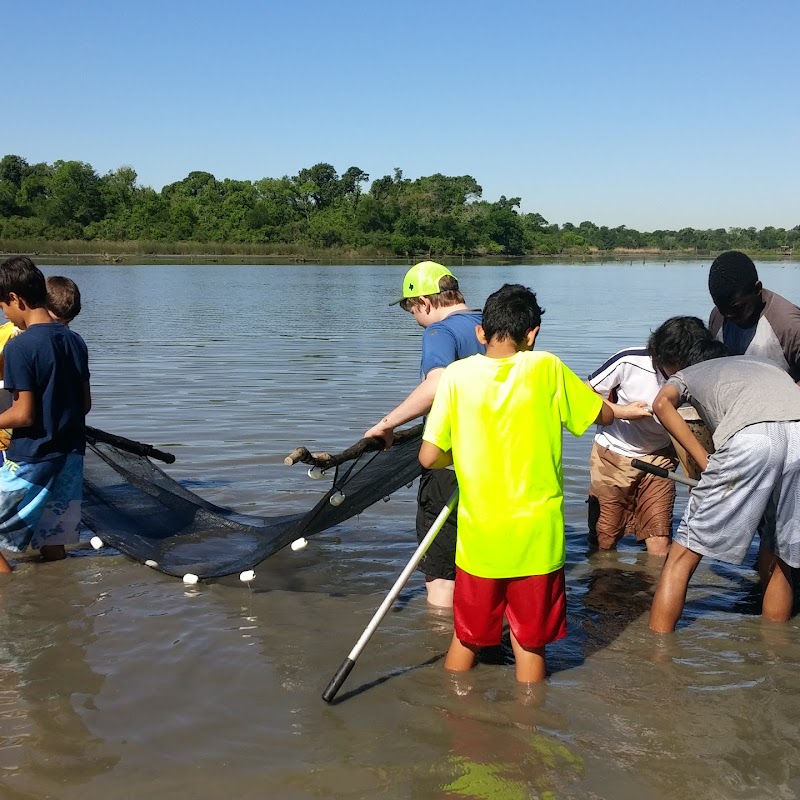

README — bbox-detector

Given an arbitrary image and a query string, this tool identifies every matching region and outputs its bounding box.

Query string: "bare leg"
[510,632,546,683]
[40,545,67,562]
[757,544,776,588]
[444,633,479,672]
[426,577,455,608]
[762,557,793,622]
[649,542,703,633]
[0,552,11,573]
[644,536,670,558]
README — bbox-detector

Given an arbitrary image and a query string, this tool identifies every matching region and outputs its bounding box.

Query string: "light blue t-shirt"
[420,310,484,379]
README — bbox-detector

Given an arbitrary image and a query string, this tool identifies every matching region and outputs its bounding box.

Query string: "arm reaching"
[584,379,653,424]
[593,399,614,427]
[365,367,444,449]
[419,440,453,470]
[652,385,709,472]
[610,400,653,420]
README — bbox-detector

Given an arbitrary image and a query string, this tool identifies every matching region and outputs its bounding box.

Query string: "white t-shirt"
[588,347,671,457]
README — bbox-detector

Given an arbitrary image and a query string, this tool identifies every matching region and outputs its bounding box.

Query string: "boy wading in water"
[648,317,800,632]
[0,257,91,573]
[365,261,484,608]
[586,318,712,555]
[419,284,650,681]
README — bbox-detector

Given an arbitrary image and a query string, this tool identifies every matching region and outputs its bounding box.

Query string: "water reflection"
[0,563,118,796]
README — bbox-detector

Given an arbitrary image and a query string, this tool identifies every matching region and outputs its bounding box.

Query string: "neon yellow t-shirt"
[0,321,18,352]
[422,350,602,578]
[0,321,20,450]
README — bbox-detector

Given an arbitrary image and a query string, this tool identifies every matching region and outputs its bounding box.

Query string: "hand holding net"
[284,424,423,469]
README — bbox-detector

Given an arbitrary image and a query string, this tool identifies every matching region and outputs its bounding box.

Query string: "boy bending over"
[419,284,650,681]
[586,340,688,556]
[0,257,91,573]
[648,317,800,632]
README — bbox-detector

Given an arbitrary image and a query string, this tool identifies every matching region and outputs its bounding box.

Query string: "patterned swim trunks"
[0,454,84,552]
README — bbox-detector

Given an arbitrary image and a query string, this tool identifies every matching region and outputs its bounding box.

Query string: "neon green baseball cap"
[389,261,456,306]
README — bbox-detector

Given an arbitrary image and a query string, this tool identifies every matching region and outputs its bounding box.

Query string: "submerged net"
[81,427,423,578]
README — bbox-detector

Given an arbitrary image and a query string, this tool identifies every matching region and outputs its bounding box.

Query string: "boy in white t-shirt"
[587,346,679,556]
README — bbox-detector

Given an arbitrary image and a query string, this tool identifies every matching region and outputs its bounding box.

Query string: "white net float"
[291,538,308,551]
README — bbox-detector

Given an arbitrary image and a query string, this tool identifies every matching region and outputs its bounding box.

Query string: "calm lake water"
[1,259,799,799]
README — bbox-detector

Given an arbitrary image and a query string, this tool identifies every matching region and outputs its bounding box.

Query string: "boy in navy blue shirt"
[0,256,91,572]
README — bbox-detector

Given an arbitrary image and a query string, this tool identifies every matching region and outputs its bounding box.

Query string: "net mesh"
[81,431,423,578]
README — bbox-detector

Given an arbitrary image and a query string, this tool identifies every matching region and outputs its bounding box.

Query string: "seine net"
[81,428,423,578]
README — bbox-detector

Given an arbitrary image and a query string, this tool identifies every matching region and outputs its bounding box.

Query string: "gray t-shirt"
[667,356,800,448]
[709,289,800,381]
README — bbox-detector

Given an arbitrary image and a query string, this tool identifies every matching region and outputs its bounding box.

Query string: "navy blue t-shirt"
[420,310,485,379]
[3,323,90,462]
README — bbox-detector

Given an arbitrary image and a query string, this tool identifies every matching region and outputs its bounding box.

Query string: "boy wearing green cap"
[365,261,485,607]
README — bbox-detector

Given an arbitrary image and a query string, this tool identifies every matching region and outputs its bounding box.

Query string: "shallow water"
[1,259,799,799]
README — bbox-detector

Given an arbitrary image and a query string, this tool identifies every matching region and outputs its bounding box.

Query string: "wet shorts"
[416,468,458,580]
[453,566,567,649]
[675,421,800,568]
[0,454,84,552]
[588,441,677,548]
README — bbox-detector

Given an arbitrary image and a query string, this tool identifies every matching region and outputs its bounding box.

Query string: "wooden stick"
[86,426,176,464]
[284,424,423,469]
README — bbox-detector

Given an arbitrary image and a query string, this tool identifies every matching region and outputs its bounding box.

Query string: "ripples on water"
[1,260,799,799]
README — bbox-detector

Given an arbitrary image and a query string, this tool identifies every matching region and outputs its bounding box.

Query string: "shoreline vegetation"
[1,154,797,265]
[0,240,796,267]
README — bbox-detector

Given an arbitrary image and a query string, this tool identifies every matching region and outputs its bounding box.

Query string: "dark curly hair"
[647,316,713,371]
[481,283,545,344]
[708,251,759,307]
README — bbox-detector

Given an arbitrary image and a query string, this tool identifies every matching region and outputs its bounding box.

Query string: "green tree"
[44,160,105,235]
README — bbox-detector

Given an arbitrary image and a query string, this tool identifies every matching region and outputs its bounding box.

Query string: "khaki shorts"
[588,441,677,548]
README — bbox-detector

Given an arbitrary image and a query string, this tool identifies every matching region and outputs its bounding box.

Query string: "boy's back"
[4,321,90,461]
[669,355,800,449]
[424,349,601,578]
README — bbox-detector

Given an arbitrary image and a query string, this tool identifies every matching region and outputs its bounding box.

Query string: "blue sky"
[5,0,798,230]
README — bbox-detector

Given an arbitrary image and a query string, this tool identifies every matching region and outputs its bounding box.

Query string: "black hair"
[647,316,712,371]
[708,250,759,306]
[481,283,544,344]
[683,338,729,367]
[0,255,47,306]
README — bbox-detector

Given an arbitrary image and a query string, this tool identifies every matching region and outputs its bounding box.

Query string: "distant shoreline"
[0,240,794,267]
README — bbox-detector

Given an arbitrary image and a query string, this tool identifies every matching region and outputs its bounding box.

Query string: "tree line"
[0,154,797,256]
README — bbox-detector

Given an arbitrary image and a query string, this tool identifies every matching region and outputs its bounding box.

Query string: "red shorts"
[453,566,567,649]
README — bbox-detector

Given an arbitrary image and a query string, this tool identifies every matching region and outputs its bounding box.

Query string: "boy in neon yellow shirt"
[0,320,20,452]
[420,284,649,682]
